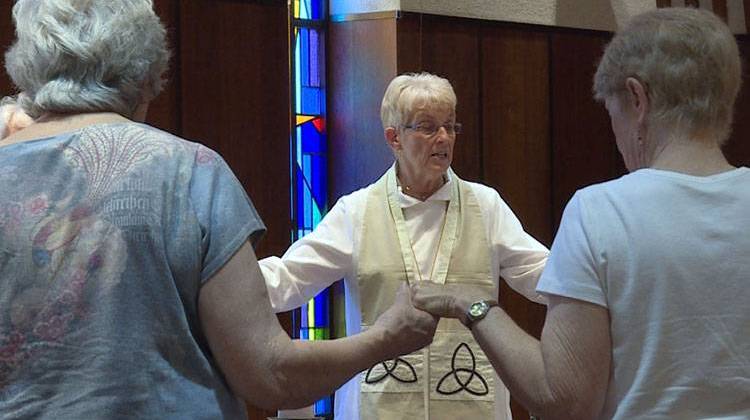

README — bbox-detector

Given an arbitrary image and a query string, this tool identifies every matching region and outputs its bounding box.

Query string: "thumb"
[393,282,410,304]
[410,283,455,317]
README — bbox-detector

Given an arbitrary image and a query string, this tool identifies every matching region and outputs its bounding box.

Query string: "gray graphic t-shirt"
[0,123,264,419]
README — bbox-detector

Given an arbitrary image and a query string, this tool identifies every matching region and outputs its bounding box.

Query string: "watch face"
[469,301,488,318]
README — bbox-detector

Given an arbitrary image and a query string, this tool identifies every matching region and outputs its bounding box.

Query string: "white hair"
[4,0,170,118]
[593,7,741,144]
[380,72,457,130]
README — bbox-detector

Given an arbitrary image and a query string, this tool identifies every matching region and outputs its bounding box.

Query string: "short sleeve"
[188,145,266,283]
[536,192,607,307]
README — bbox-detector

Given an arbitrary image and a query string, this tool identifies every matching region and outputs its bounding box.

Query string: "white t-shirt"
[537,167,750,419]
[261,170,549,420]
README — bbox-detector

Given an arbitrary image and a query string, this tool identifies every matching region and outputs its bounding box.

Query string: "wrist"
[364,324,393,361]
[461,299,499,329]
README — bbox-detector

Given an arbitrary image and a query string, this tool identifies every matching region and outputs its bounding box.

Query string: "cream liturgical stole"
[357,167,499,420]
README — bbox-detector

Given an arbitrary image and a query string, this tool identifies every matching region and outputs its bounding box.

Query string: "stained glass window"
[291,0,331,416]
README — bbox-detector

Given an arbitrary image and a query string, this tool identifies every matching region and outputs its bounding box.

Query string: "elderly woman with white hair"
[412,7,750,419]
[260,72,549,419]
[0,1,439,418]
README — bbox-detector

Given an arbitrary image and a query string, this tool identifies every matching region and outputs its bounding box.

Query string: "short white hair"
[5,0,170,118]
[593,7,741,144]
[380,72,457,130]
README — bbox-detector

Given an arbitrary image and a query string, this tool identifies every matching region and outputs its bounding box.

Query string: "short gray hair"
[5,0,170,118]
[380,72,457,130]
[593,7,741,144]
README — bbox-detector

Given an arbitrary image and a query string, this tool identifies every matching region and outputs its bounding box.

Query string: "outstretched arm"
[199,240,437,410]
[412,283,610,420]
[260,196,355,312]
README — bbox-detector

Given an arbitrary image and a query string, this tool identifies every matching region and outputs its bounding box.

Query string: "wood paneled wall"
[329,12,750,419]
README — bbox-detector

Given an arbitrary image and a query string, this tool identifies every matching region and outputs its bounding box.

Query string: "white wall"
[329,0,747,33]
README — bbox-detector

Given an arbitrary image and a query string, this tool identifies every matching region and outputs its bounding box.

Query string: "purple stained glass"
[309,29,320,87]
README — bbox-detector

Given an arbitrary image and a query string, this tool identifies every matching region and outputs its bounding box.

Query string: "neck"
[396,163,446,200]
[2,112,129,145]
[647,132,734,176]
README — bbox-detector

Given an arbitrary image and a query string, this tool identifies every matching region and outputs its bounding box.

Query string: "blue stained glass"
[303,178,312,229]
[315,399,332,416]
[312,199,322,227]
[291,0,330,415]
[301,87,321,115]
[311,155,325,209]
[303,154,312,190]
[314,291,328,327]
[296,126,303,166]
[300,122,323,153]
[310,0,322,20]
[319,89,327,116]
[299,29,310,87]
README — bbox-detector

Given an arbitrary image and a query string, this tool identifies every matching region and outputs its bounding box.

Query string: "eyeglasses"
[402,121,462,136]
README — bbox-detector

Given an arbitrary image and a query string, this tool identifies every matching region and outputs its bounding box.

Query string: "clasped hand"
[372,282,494,356]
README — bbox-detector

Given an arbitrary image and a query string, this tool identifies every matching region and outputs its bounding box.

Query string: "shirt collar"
[396,170,453,208]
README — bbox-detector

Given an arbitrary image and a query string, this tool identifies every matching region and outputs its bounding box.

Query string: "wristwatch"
[461,299,499,329]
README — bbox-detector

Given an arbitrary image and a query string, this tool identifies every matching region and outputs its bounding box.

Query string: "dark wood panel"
[550,31,624,231]
[0,1,15,96]
[396,12,422,75]
[328,18,398,202]
[179,0,291,263]
[713,0,728,22]
[179,3,289,416]
[418,15,482,182]
[481,23,551,420]
[725,35,750,167]
[148,0,182,133]
[481,25,552,246]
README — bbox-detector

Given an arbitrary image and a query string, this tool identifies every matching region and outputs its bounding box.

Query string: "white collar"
[396,171,453,208]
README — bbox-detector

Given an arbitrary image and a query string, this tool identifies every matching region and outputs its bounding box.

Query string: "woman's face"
[605,95,640,171]
[396,106,457,182]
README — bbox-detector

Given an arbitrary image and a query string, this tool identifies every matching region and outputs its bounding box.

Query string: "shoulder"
[458,179,512,216]
[331,182,378,213]
[462,179,502,202]
[572,172,644,210]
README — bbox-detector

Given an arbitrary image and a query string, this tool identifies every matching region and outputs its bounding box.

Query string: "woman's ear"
[384,127,400,151]
[625,77,649,127]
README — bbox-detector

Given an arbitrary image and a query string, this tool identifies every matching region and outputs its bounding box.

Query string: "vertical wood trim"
[0,1,16,96]
[713,0,728,22]
[745,0,750,33]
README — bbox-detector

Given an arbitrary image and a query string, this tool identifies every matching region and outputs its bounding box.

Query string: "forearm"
[471,308,560,417]
[270,326,391,409]
[471,308,597,419]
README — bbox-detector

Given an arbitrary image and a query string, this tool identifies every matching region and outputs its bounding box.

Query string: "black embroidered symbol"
[436,342,489,396]
[365,357,418,384]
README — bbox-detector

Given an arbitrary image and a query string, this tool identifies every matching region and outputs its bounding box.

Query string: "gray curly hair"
[4,0,170,118]
[593,7,741,144]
